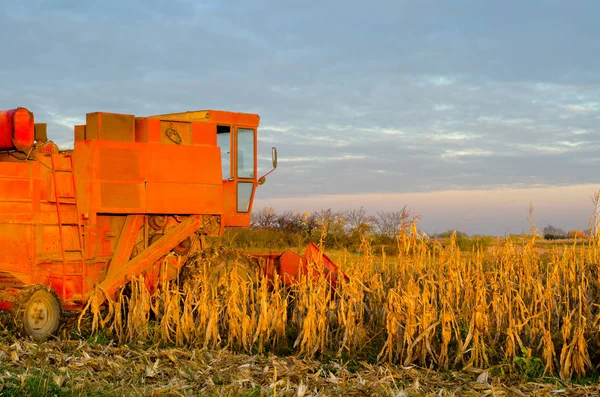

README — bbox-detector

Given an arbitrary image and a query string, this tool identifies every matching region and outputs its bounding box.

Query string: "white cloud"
[441,149,493,159]
[564,102,600,112]
[426,131,482,141]
[433,103,454,111]
[421,75,457,86]
[516,144,569,154]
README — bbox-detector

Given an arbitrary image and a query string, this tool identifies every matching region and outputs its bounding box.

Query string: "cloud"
[2,0,600,234]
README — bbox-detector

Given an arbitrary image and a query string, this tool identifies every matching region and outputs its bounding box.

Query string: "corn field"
[81,222,600,381]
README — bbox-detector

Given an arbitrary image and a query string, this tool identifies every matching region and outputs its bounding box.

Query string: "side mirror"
[258,146,278,186]
[272,147,278,169]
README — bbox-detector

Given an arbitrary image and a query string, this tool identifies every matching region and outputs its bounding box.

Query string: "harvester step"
[54,169,73,173]
[64,249,84,253]
[59,222,81,226]
[58,195,76,199]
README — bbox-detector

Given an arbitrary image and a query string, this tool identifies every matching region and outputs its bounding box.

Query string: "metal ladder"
[49,153,86,300]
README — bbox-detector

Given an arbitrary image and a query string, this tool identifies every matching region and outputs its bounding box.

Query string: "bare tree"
[543,224,567,239]
[375,206,412,239]
[312,208,347,244]
[251,207,278,229]
[345,206,376,235]
[276,210,308,234]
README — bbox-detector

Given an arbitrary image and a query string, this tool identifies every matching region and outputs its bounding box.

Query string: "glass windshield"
[237,182,253,212]
[237,128,254,178]
[217,126,230,179]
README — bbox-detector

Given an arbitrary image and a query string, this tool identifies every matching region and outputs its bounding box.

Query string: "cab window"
[216,125,231,179]
[237,128,254,178]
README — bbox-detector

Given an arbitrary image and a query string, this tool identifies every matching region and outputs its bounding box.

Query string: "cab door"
[216,124,257,226]
[233,126,256,213]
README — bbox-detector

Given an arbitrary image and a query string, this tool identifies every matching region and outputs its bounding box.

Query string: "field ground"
[0,336,599,396]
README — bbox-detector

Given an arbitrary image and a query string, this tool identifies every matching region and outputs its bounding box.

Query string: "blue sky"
[1,1,599,234]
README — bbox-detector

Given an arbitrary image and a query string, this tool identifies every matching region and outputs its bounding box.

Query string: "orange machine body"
[0,108,261,310]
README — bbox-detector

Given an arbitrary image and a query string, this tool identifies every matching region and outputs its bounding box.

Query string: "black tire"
[12,285,61,341]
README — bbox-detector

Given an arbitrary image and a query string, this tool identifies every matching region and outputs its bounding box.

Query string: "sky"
[1,0,599,235]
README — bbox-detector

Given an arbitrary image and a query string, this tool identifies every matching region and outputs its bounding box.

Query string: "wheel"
[12,285,61,341]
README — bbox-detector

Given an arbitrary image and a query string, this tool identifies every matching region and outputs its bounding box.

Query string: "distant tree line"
[220,206,418,251]
[218,206,496,252]
[542,225,588,240]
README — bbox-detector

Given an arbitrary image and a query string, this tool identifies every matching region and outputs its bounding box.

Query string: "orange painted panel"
[0,162,30,179]
[39,202,78,225]
[98,182,145,213]
[47,173,74,202]
[145,182,224,214]
[134,118,149,143]
[206,110,260,127]
[222,180,236,214]
[95,215,112,257]
[0,179,30,200]
[192,122,217,146]
[0,224,33,269]
[0,202,33,222]
[98,147,144,181]
[73,141,94,217]
[39,225,80,258]
[135,118,161,143]
[145,144,222,185]
[221,213,250,227]
[86,112,135,142]
[74,125,86,141]
[159,120,192,145]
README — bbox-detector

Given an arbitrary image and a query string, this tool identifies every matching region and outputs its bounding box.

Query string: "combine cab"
[0,107,342,340]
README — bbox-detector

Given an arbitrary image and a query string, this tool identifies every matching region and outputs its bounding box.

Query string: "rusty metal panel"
[39,225,80,258]
[39,202,78,225]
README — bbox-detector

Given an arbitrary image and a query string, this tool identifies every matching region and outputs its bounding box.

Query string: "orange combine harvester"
[0,107,343,340]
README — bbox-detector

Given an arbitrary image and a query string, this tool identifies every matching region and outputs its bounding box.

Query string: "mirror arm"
[258,168,276,185]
